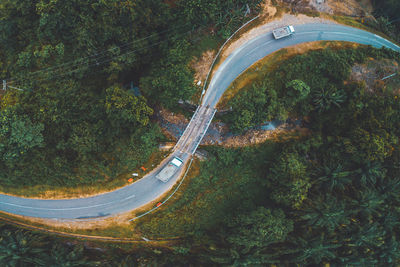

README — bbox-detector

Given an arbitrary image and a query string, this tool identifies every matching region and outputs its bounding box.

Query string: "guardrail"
[200,15,260,104]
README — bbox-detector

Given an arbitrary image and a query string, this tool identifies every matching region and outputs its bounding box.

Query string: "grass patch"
[190,33,223,59]
[330,14,370,30]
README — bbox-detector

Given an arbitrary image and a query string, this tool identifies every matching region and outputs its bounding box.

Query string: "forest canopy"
[137,46,400,265]
[0,0,261,188]
[1,0,400,266]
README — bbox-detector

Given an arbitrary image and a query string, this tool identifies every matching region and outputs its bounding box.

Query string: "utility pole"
[2,80,6,91]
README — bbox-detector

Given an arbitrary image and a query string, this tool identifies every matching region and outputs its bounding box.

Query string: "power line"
[7,23,192,83]
[8,23,191,82]
[10,27,197,86]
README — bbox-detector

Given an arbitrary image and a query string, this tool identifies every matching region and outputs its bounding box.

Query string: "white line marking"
[244,40,274,56]
[0,195,135,211]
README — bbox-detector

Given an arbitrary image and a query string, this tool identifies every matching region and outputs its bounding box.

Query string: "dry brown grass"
[350,58,400,94]
[220,126,311,148]
[191,50,216,85]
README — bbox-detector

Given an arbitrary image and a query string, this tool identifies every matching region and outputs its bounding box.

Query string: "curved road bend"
[0,23,399,219]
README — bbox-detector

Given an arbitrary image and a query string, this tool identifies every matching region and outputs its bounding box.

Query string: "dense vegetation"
[2,1,400,266]
[0,223,187,266]
[372,0,400,27]
[0,0,261,188]
[225,46,399,132]
[370,0,400,42]
[136,46,400,265]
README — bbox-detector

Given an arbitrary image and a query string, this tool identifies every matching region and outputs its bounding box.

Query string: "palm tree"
[380,211,400,232]
[313,85,346,112]
[354,161,386,187]
[376,236,400,265]
[340,254,379,266]
[46,243,100,267]
[380,177,400,205]
[349,223,386,248]
[0,228,47,266]
[301,196,350,231]
[355,189,386,218]
[316,163,353,192]
[335,224,383,265]
[117,254,137,267]
[290,235,340,264]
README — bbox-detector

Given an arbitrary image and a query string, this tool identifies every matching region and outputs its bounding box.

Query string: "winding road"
[0,23,399,220]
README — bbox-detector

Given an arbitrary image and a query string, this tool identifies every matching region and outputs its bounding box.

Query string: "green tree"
[286,79,310,99]
[352,128,393,162]
[269,152,311,208]
[356,189,386,218]
[227,207,293,254]
[354,161,386,186]
[228,83,268,132]
[316,163,353,192]
[105,85,153,129]
[0,109,44,165]
[301,196,350,231]
[313,85,346,112]
[140,40,196,109]
[290,235,340,264]
[46,243,100,267]
[0,228,47,266]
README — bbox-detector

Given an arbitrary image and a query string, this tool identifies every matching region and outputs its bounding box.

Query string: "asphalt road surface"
[1,23,399,219]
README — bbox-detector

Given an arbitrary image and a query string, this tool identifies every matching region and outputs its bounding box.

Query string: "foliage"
[286,79,310,99]
[370,0,400,42]
[0,0,262,188]
[0,108,44,166]
[0,225,103,266]
[134,46,400,265]
[227,207,293,254]
[0,227,47,266]
[224,47,396,132]
[226,83,268,132]
[105,85,153,128]
[1,2,400,266]
[139,40,197,109]
[137,143,278,238]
